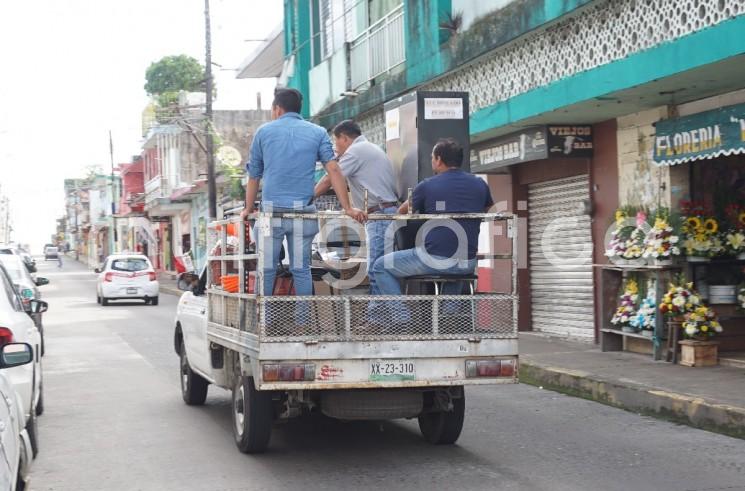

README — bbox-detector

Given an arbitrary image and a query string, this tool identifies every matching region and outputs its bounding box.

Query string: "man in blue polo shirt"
[372,138,493,297]
[241,88,365,309]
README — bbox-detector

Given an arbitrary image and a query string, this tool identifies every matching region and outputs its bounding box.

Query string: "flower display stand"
[598,264,682,360]
[678,340,719,367]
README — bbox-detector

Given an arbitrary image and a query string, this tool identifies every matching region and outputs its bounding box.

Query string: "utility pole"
[205,0,217,221]
[109,130,118,252]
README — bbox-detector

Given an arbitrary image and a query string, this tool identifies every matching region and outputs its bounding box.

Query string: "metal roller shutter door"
[528,175,594,339]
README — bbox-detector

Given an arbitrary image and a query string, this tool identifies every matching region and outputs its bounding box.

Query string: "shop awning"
[653,102,745,166]
[236,24,284,79]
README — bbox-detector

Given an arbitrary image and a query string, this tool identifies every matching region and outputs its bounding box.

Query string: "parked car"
[0,255,49,354]
[0,263,45,457]
[0,343,34,491]
[0,246,34,274]
[43,246,58,261]
[95,254,159,306]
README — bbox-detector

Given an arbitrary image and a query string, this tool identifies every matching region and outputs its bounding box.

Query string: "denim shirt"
[247,112,335,209]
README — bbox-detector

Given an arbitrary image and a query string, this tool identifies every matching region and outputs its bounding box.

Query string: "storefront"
[470,122,618,340]
[602,98,745,361]
[654,102,745,353]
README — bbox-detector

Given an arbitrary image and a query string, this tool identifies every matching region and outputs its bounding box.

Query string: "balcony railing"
[349,4,405,90]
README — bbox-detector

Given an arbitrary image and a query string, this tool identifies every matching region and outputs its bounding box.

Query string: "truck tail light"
[465,359,517,378]
[0,327,14,347]
[262,363,315,382]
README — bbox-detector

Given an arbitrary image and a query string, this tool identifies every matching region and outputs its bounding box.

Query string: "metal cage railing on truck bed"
[206,211,519,343]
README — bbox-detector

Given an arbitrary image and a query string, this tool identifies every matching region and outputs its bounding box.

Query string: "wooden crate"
[679,340,719,367]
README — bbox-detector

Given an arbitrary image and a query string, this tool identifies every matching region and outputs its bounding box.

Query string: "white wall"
[452,0,516,31]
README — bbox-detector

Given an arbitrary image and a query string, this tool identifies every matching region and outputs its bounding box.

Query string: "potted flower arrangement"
[723,203,745,260]
[631,296,656,337]
[679,305,722,367]
[680,201,723,262]
[611,279,640,332]
[659,280,701,319]
[642,208,680,266]
[605,207,646,265]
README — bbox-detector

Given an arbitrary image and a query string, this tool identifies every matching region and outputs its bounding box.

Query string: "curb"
[519,360,745,440]
[160,286,182,297]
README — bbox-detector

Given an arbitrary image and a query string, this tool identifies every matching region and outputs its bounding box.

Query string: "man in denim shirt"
[314,120,399,294]
[241,89,365,315]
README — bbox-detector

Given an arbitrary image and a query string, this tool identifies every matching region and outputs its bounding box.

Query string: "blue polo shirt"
[247,112,335,209]
[411,169,493,259]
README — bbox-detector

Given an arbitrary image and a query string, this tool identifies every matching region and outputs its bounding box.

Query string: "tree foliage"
[144,55,205,96]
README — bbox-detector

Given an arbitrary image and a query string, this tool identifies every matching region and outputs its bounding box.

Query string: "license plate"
[126,287,137,294]
[369,360,416,381]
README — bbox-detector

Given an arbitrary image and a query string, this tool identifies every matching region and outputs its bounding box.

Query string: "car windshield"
[110,258,149,272]
[0,249,13,255]
[0,257,25,281]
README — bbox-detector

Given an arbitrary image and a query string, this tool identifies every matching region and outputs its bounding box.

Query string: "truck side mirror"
[177,272,199,292]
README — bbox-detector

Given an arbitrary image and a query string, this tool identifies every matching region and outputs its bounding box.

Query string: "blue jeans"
[366,206,398,294]
[260,205,319,325]
[371,248,477,322]
[261,205,319,296]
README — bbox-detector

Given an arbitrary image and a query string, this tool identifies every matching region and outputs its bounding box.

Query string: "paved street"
[29,259,745,491]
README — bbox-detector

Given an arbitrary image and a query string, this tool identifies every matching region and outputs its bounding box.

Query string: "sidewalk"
[157,273,182,297]
[519,332,745,439]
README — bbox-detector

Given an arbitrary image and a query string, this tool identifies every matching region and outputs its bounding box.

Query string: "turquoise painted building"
[242,0,745,342]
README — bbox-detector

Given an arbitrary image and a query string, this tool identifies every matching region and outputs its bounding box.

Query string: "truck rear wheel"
[232,376,272,454]
[180,342,208,405]
[418,391,465,445]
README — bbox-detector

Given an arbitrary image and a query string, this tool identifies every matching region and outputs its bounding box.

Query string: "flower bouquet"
[723,203,745,259]
[605,208,646,264]
[631,296,656,337]
[680,201,723,261]
[611,279,640,332]
[681,305,722,339]
[642,208,680,265]
[659,280,701,319]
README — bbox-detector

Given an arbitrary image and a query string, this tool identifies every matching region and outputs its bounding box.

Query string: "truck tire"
[180,342,208,405]
[418,391,465,445]
[232,376,272,454]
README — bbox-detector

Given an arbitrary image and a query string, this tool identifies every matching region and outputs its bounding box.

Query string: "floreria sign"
[653,102,745,166]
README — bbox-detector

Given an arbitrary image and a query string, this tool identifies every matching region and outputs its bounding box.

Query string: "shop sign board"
[471,124,593,172]
[547,125,594,158]
[654,102,745,165]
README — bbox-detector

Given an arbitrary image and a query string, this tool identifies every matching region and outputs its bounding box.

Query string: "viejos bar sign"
[654,102,745,165]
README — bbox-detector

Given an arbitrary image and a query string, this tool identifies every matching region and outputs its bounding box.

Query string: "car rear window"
[110,258,149,272]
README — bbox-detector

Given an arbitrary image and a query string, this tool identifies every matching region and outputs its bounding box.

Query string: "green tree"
[144,55,205,96]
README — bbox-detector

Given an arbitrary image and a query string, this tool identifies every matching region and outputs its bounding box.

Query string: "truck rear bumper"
[256,355,518,391]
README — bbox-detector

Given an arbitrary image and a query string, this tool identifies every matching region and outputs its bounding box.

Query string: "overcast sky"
[0,0,283,252]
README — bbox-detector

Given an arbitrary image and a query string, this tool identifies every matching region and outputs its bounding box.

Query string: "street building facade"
[241,0,745,346]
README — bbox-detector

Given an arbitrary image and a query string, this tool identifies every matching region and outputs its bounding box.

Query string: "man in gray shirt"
[314,120,399,293]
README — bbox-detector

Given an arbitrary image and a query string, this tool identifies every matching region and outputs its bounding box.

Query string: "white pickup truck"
[174,212,519,453]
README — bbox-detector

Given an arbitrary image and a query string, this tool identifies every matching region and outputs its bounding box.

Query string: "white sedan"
[95,254,160,306]
[0,263,43,459]
[0,343,35,491]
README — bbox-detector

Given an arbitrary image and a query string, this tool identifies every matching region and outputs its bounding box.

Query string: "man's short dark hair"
[273,88,303,113]
[332,120,362,139]
[432,138,464,167]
